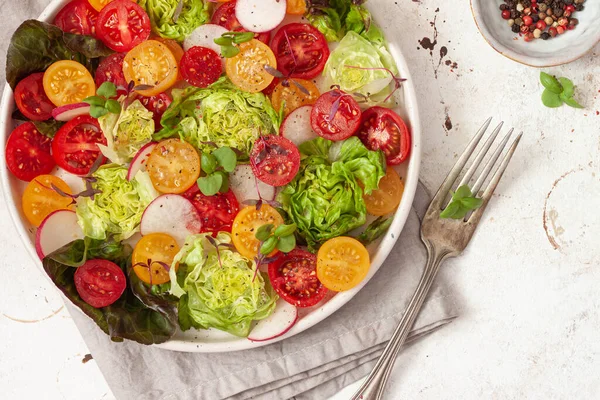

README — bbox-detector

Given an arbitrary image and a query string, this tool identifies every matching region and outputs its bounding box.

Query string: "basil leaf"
[255,224,274,242]
[460,197,483,210]
[212,146,237,173]
[214,36,233,46]
[232,31,255,44]
[197,173,223,196]
[274,223,297,238]
[97,82,118,99]
[221,45,240,58]
[440,201,463,219]
[452,185,472,201]
[104,99,121,114]
[276,234,296,253]
[540,72,563,94]
[541,89,563,108]
[89,105,109,118]
[561,95,584,109]
[201,153,218,174]
[558,77,574,98]
[357,216,392,245]
[84,96,106,106]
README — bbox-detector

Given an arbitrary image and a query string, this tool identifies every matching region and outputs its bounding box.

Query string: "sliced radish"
[229,164,276,203]
[53,168,85,193]
[235,0,287,33]
[127,142,157,181]
[281,105,319,146]
[51,103,90,121]
[248,299,298,342]
[183,24,228,55]
[140,195,202,246]
[35,210,84,260]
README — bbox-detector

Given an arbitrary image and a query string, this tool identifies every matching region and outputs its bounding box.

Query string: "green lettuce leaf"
[306,1,382,43]
[155,77,280,158]
[98,100,155,164]
[281,137,385,250]
[76,165,158,241]
[139,0,210,42]
[169,232,278,337]
[5,20,112,89]
[324,31,395,97]
[43,239,178,345]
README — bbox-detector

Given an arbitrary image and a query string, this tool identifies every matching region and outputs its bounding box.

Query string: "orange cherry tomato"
[43,60,95,107]
[225,39,276,93]
[123,40,178,97]
[271,79,320,117]
[146,139,201,194]
[132,233,180,285]
[231,205,284,259]
[22,175,73,227]
[363,167,404,216]
[286,0,307,15]
[87,0,112,11]
[152,36,184,65]
[317,237,370,292]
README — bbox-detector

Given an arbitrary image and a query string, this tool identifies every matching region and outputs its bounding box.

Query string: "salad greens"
[306,0,383,43]
[43,239,178,344]
[197,147,238,196]
[169,233,278,337]
[155,77,281,157]
[76,165,158,241]
[139,0,210,42]
[97,100,155,164]
[5,20,112,89]
[357,217,392,245]
[324,31,396,97]
[280,137,386,250]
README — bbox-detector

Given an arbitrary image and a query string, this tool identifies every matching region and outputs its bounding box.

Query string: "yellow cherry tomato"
[123,40,178,97]
[231,205,284,259]
[317,237,370,292]
[286,0,307,15]
[271,79,320,117]
[43,60,95,107]
[87,0,112,11]
[146,139,201,194]
[363,167,404,216]
[132,233,180,285]
[225,39,276,93]
[22,175,73,227]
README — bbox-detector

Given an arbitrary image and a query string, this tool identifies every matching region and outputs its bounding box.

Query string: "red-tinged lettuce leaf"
[43,239,178,345]
[6,20,112,89]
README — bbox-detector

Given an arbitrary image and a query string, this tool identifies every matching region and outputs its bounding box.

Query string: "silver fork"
[351,118,522,400]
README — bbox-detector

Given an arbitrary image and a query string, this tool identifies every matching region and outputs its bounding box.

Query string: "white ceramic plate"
[471,0,600,67]
[0,0,421,352]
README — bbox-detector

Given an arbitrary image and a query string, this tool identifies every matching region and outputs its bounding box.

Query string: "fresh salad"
[4,0,411,345]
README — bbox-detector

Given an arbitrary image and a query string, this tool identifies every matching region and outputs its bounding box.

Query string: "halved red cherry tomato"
[5,122,55,182]
[138,93,172,130]
[270,23,329,80]
[95,0,151,52]
[357,106,411,165]
[183,186,240,234]
[54,0,98,36]
[74,259,126,308]
[211,1,271,44]
[95,53,128,94]
[52,115,107,175]
[268,249,328,308]
[180,46,222,88]
[250,135,300,187]
[310,90,362,141]
[14,73,54,121]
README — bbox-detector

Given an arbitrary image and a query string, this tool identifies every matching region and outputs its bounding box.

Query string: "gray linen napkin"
[66,182,457,400]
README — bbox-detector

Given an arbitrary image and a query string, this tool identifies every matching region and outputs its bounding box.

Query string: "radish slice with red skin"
[140,194,202,247]
[35,210,84,259]
[235,0,287,33]
[127,142,157,181]
[229,164,276,203]
[51,103,90,121]
[248,299,298,342]
[281,105,319,146]
[183,24,228,55]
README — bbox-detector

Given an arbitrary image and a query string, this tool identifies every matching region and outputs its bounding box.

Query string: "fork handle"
[350,245,448,400]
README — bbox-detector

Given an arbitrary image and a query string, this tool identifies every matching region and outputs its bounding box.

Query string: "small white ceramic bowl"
[471,0,600,67]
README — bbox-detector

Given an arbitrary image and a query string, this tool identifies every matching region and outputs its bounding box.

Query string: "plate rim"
[0,0,422,353]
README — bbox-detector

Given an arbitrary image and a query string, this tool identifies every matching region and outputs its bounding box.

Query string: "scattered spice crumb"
[82,354,93,364]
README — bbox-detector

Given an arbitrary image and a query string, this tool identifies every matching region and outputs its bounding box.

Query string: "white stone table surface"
[1,1,599,399]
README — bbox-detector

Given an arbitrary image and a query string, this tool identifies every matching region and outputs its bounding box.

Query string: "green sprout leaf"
[273,223,297,238]
[212,146,237,173]
[260,236,278,255]
[276,234,296,253]
[218,171,230,192]
[89,105,109,118]
[561,94,584,109]
[232,31,254,44]
[558,77,574,98]
[97,81,118,99]
[197,173,223,196]
[221,46,240,58]
[201,153,218,175]
[104,99,121,114]
[255,224,274,242]
[541,89,563,108]
[540,72,562,94]
[84,95,106,107]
